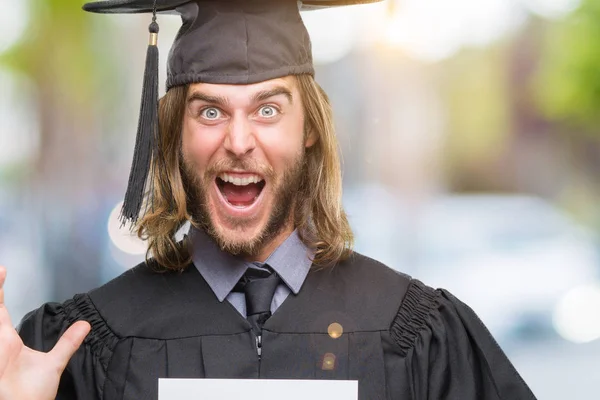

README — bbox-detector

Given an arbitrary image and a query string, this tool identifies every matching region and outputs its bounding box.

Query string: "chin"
[219,222,264,243]
[207,202,270,254]
[211,224,266,256]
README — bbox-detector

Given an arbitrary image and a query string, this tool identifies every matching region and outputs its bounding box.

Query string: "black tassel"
[120,20,160,225]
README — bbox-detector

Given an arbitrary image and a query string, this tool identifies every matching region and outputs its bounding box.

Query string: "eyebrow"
[186,85,293,107]
[187,92,230,107]
[252,86,294,105]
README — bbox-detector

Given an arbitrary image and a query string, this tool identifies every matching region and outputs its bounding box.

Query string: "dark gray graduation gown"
[18,252,537,399]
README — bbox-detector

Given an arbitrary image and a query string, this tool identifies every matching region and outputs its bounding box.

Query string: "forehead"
[187,76,298,99]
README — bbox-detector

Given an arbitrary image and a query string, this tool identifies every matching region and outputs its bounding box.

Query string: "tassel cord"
[120,14,160,225]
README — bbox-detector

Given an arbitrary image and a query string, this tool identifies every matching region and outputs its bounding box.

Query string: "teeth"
[218,173,263,186]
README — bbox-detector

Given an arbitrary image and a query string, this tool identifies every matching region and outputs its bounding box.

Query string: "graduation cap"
[83,0,382,224]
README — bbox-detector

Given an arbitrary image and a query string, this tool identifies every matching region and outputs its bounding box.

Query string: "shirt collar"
[188,226,314,302]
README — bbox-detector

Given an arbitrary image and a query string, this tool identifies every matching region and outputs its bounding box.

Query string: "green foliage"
[440,44,512,165]
[0,0,112,105]
[0,0,124,174]
[534,0,600,133]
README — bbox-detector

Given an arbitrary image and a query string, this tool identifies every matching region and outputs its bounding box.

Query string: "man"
[0,0,537,399]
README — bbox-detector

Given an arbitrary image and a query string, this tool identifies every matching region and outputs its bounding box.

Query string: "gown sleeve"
[391,280,537,400]
[17,294,116,400]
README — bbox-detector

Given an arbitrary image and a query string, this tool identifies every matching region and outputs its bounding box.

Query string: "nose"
[223,114,256,158]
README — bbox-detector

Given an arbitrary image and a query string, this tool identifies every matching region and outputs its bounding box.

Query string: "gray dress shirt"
[188,227,314,317]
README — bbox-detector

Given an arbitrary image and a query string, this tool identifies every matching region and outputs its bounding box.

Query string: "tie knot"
[240,264,273,282]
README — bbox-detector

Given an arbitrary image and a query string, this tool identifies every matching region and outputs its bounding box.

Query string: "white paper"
[158,378,358,400]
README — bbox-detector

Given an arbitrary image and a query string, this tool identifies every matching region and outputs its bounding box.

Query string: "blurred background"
[2,0,600,397]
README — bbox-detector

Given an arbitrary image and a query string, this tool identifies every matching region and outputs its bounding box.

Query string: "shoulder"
[328,252,449,345]
[20,261,208,344]
[87,260,216,337]
[326,251,413,294]
[304,251,420,330]
[90,259,176,295]
[87,260,177,313]
[337,251,412,282]
[19,261,168,339]
[322,251,414,301]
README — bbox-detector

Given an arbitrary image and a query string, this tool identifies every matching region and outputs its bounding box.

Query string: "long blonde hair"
[137,74,353,270]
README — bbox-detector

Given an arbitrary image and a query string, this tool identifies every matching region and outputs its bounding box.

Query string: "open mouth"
[216,173,266,208]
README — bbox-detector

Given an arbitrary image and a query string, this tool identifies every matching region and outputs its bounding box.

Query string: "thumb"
[49,321,91,371]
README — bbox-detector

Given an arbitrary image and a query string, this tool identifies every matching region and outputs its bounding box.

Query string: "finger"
[0,266,6,304]
[0,266,10,327]
[49,321,91,371]
[0,326,20,373]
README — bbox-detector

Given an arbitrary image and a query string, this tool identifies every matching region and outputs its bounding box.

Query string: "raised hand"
[0,266,90,400]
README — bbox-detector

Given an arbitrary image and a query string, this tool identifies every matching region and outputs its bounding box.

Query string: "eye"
[200,107,222,120]
[257,105,279,118]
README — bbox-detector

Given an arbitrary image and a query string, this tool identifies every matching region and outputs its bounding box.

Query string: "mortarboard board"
[82,0,382,224]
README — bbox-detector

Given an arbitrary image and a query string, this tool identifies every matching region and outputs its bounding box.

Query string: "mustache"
[205,158,275,181]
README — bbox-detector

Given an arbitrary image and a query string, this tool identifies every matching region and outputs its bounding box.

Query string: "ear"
[304,128,318,148]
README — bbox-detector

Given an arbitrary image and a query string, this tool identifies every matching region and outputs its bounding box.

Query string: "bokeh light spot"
[328,322,343,339]
[321,353,336,371]
[0,0,29,54]
[107,201,148,256]
[553,282,600,343]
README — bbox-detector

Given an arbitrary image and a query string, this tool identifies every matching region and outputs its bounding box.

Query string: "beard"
[181,150,306,257]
